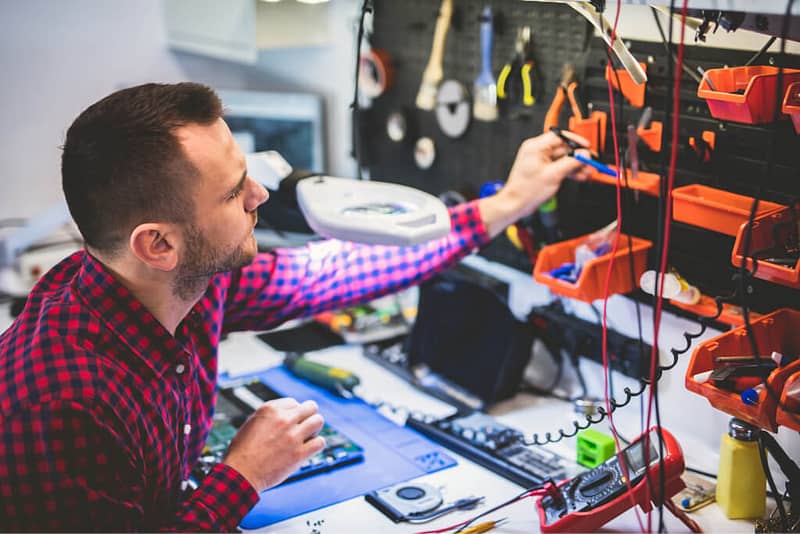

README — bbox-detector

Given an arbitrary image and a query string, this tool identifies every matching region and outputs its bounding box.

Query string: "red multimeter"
[536,427,685,532]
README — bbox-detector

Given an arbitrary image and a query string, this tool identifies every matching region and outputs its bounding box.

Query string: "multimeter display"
[536,428,685,532]
[624,439,659,475]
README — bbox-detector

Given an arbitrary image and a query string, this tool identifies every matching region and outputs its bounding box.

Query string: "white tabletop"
[218,332,760,534]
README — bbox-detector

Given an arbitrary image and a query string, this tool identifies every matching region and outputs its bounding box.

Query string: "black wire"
[744,36,778,67]
[649,7,701,84]
[452,483,544,533]
[350,0,373,180]
[736,0,799,421]
[758,432,789,531]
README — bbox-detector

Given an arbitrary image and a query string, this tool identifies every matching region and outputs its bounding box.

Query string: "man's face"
[173,118,269,299]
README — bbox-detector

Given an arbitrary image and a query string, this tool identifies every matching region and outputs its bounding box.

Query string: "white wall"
[0,0,360,221]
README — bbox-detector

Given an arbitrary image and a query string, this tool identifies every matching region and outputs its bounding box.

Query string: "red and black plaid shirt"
[0,202,488,531]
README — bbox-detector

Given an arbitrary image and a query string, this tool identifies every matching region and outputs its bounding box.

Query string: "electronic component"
[194,380,364,485]
[408,412,568,488]
[366,482,443,521]
[365,482,484,524]
[535,428,685,532]
[673,473,716,512]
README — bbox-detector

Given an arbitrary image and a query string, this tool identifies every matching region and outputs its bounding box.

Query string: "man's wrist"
[477,192,530,239]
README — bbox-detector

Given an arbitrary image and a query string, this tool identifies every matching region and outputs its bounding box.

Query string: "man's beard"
[173,225,255,301]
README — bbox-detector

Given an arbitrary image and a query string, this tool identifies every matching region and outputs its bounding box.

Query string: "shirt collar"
[73,251,187,377]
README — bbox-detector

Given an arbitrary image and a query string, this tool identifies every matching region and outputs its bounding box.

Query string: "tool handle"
[423,0,453,84]
[478,5,494,84]
[285,357,361,394]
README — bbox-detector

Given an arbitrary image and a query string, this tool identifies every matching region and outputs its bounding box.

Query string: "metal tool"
[566,2,647,85]
[497,26,536,114]
[544,64,583,132]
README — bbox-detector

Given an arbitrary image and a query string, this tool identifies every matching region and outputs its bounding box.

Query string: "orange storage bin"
[533,233,651,302]
[672,184,784,236]
[783,81,800,134]
[697,66,800,124]
[606,62,647,108]
[686,308,800,432]
[568,110,607,154]
[777,371,800,431]
[731,207,799,289]
[589,167,661,196]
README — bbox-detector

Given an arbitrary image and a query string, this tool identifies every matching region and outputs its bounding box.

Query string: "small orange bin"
[731,207,799,289]
[777,371,800,431]
[589,167,661,197]
[672,184,784,236]
[685,308,800,432]
[533,233,651,302]
[783,81,800,134]
[697,66,800,124]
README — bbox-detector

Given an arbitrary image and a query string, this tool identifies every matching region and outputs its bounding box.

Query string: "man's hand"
[478,131,594,238]
[223,398,325,493]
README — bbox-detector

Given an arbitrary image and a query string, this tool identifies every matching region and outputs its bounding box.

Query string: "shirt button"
[176,363,186,374]
[184,423,192,436]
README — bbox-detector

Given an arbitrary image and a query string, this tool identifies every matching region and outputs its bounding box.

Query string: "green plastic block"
[576,428,616,468]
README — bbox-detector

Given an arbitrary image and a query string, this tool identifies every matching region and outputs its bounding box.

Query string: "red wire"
[643,2,689,530]
[600,1,646,532]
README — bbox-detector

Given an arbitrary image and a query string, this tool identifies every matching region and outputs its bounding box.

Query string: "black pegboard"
[361,1,800,310]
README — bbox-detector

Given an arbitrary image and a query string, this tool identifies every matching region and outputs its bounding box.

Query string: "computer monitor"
[217,89,326,172]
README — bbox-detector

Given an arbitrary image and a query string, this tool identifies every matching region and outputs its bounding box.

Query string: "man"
[0,82,590,530]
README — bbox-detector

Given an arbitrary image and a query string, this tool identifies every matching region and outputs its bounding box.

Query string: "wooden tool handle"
[422,0,453,83]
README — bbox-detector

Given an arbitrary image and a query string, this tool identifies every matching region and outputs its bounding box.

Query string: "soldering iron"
[550,126,618,177]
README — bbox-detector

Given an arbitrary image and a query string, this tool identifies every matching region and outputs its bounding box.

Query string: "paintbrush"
[473,5,498,121]
[415,0,453,111]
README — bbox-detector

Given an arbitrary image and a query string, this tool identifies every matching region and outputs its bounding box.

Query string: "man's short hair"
[62,82,223,255]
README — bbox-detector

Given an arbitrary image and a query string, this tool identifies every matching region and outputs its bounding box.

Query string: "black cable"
[650,7,702,84]
[744,36,778,67]
[350,0,373,180]
[452,483,545,534]
[759,432,789,531]
[736,0,800,422]
[684,466,715,479]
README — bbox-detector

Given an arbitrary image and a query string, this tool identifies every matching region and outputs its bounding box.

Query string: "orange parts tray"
[606,62,647,108]
[670,294,761,328]
[783,81,800,134]
[697,66,800,124]
[731,207,800,289]
[533,233,652,302]
[672,184,785,236]
[685,308,800,432]
[589,166,661,196]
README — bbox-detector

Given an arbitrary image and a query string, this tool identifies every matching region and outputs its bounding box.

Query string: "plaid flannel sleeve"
[221,200,490,332]
[0,401,257,531]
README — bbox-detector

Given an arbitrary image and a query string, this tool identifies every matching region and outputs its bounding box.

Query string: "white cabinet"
[163,0,331,64]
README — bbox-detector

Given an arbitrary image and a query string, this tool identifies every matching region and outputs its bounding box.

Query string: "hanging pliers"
[543,63,583,132]
[497,26,536,110]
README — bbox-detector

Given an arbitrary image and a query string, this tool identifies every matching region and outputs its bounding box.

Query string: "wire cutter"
[543,63,583,132]
[497,27,536,110]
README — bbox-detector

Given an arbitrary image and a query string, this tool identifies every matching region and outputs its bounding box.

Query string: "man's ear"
[129,223,180,271]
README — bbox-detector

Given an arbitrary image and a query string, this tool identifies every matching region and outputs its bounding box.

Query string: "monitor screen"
[217,89,326,172]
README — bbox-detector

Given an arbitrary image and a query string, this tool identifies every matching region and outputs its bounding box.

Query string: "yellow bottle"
[716,418,766,519]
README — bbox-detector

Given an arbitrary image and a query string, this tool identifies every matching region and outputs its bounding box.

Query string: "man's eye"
[229,188,242,200]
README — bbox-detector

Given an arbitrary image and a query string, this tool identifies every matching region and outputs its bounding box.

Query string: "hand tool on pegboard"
[415,0,453,111]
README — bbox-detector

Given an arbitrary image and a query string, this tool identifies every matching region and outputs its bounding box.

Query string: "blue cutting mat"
[222,367,457,529]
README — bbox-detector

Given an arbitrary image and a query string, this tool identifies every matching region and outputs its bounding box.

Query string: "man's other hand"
[223,398,325,492]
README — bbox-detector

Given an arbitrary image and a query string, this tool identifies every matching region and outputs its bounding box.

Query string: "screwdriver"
[283,354,361,398]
